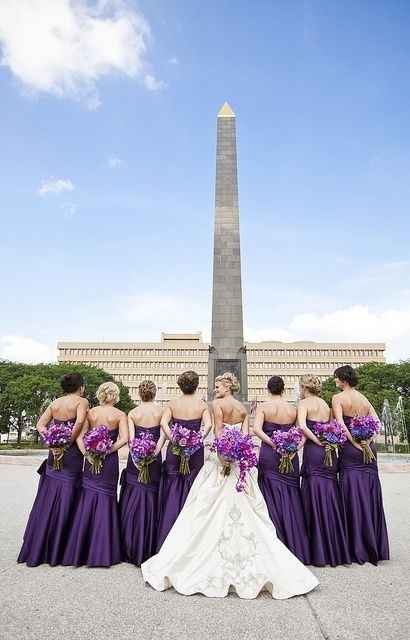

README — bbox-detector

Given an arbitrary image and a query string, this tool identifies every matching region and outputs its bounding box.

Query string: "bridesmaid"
[119,380,166,565]
[254,375,310,564]
[298,374,350,567]
[156,370,212,551]
[18,373,89,566]
[332,365,390,565]
[62,382,128,568]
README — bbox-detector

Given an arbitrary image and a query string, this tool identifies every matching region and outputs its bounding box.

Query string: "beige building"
[58,333,385,405]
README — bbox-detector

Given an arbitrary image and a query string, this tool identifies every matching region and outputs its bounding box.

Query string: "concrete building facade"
[58,335,385,405]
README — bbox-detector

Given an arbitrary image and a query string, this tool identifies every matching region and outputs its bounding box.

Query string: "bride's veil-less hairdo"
[215,371,240,393]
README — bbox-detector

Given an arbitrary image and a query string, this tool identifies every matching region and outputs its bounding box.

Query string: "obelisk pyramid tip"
[218,102,235,118]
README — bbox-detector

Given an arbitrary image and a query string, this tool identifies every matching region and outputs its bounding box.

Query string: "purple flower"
[271,427,303,474]
[170,423,203,475]
[350,415,380,464]
[211,428,257,492]
[129,432,157,483]
[83,425,113,474]
[312,420,347,466]
[41,421,73,471]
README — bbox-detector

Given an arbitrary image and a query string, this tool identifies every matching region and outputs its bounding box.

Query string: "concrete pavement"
[0,461,409,640]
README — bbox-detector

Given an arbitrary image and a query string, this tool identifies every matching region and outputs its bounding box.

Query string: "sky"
[1,0,410,364]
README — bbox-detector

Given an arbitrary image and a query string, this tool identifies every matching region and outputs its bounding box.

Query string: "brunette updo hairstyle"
[215,372,240,394]
[177,370,200,395]
[61,373,84,394]
[299,374,322,396]
[267,376,284,396]
[334,365,358,388]
[139,380,157,402]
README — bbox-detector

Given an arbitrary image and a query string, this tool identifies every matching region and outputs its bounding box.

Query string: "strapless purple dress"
[301,419,350,566]
[156,417,204,551]
[339,416,390,565]
[257,421,310,564]
[18,419,83,566]
[119,425,162,565]
[62,428,122,567]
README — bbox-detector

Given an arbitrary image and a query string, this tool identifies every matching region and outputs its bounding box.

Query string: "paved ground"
[0,461,409,640]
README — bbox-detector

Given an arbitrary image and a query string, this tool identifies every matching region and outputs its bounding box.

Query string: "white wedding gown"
[142,424,319,599]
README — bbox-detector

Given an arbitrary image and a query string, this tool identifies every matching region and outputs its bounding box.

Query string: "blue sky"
[1,0,410,363]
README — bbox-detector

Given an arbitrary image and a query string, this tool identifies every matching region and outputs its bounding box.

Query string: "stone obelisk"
[208,102,248,401]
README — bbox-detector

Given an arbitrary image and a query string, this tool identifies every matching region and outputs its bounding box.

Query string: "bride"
[141,372,319,599]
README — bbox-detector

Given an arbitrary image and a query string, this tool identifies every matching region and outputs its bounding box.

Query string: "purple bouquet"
[210,428,258,492]
[83,425,113,474]
[271,427,303,474]
[313,420,347,466]
[350,415,380,464]
[170,423,203,475]
[41,421,73,470]
[129,432,157,484]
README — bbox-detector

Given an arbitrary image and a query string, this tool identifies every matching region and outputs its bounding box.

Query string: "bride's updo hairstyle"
[139,380,157,402]
[177,370,199,395]
[215,372,240,394]
[96,381,120,406]
[300,374,322,396]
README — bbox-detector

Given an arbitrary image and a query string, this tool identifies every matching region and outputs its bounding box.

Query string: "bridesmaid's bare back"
[300,396,330,423]
[50,395,88,422]
[88,405,124,430]
[261,396,297,425]
[333,389,372,418]
[170,394,207,421]
[130,402,163,428]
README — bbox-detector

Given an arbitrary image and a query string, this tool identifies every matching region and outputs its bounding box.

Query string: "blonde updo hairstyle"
[139,380,157,402]
[300,374,322,396]
[96,381,120,406]
[215,371,240,394]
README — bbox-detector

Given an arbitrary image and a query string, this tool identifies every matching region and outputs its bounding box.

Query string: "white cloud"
[246,305,410,362]
[144,73,166,91]
[107,155,123,169]
[168,56,179,65]
[0,336,56,364]
[0,0,162,108]
[37,178,74,196]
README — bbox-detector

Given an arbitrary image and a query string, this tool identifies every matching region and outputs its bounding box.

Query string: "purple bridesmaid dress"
[257,421,310,564]
[62,428,122,567]
[339,416,390,565]
[301,419,350,566]
[119,425,162,565]
[156,418,204,551]
[18,419,83,567]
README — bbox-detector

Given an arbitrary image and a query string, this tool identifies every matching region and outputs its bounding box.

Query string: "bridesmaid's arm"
[154,430,167,457]
[160,405,173,440]
[127,413,136,441]
[111,412,129,453]
[332,395,362,451]
[368,402,381,442]
[252,407,274,448]
[36,404,53,436]
[297,402,322,447]
[201,406,212,438]
[76,417,90,456]
[71,398,89,442]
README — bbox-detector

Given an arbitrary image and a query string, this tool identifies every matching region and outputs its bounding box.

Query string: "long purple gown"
[339,416,389,565]
[257,421,310,564]
[18,419,83,567]
[301,419,350,566]
[156,417,204,551]
[62,427,122,567]
[119,425,162,565]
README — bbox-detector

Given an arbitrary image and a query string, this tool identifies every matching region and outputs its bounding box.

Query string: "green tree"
[0,361,134,443]
[321,361,410,442]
